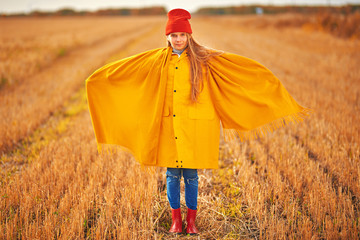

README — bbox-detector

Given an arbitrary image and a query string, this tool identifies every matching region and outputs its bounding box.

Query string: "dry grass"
[305,12,360,39]
[1,14,359,239]
[0,16,163,87]
[0,16,165,154]
[210,12,360,39]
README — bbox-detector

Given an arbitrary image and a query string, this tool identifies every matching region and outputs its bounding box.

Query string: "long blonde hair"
[167,33,222,102]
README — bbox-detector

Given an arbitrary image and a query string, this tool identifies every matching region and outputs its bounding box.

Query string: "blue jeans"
[166,168,198,210]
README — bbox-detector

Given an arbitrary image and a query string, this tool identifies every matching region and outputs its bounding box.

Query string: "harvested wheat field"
[0,14,359,239]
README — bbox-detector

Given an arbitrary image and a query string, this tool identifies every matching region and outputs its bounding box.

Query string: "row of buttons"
[174,64,180,168]
[176,160,183,168]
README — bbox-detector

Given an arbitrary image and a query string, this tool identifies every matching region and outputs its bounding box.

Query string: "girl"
[86,8,310,235]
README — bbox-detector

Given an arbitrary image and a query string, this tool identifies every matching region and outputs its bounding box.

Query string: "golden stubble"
[1,14,359,239]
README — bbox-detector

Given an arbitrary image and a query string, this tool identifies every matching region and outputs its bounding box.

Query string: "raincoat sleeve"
[207,52,311,140]
[86,47,171,165]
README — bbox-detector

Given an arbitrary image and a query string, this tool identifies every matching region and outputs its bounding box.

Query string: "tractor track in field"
[1,21,164,174]
[0,22,163,156]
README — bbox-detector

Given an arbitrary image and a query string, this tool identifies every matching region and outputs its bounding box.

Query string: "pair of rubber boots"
[169,208,199,235]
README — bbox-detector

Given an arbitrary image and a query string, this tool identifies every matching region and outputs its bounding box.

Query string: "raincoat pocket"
[188,103,215,120]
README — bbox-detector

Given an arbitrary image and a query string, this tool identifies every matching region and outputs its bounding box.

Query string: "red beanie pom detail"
[165,9,192,35]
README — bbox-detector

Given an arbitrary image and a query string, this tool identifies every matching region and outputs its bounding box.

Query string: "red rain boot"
[169,208,182,234]
[186,208,199,234]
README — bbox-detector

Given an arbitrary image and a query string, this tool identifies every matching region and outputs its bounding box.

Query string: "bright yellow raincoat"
[157,50,220,169]
[86,47,310,169]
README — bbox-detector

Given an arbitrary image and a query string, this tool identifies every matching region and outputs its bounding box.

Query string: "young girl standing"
[86,8,310,235]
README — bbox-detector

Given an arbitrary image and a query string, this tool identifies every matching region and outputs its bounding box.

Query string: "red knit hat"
[165,9,192,35]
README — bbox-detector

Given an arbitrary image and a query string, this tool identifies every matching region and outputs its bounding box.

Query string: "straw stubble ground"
[0,15,359,239]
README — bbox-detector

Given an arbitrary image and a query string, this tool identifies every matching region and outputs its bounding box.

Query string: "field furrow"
[0,17,164,154]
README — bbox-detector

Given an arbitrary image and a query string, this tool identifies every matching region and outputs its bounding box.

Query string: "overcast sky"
[1,0,359,14]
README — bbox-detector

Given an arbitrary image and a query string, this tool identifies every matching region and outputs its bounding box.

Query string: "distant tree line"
[2,6,166,17]
[2,5,360,17]
[196,4,360,15]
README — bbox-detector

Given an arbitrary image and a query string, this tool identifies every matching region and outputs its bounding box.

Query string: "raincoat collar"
[172,47,188,58]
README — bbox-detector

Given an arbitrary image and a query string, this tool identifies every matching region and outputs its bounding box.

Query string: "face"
[167,32,188,51]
